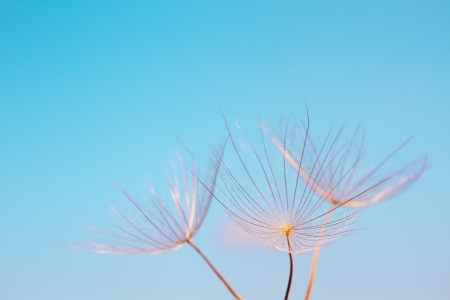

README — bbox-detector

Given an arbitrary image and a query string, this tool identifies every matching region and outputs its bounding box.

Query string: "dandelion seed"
[265,117,427,300]
[206,113,378,300]
[72,147,242,300]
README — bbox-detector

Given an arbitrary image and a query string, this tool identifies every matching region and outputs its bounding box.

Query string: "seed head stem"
[304,204,335,300]
[284,238,294,300]
[186,239,243,300]
[304,247,319,300]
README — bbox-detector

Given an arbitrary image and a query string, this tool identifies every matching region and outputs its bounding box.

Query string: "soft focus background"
[1,1,449,299]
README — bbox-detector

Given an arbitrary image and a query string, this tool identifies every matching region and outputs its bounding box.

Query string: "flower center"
[278,224,293,235]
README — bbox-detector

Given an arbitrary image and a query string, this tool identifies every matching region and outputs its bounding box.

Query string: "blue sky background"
[1,1,449,299]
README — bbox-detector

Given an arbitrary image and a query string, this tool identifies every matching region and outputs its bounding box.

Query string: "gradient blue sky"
[1,1,449,299]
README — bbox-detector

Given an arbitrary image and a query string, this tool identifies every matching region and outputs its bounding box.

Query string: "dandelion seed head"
[267,119,428,208]
[73,147,223,255]
[211,113,361,255]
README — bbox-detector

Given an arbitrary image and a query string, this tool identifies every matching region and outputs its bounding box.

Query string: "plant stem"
[304,246,319,300]
[304,205,335,300]
[284,251,294,300]
[186,239,243,300]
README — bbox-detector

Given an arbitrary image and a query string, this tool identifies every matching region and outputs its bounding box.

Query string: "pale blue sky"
[1,1,449,299]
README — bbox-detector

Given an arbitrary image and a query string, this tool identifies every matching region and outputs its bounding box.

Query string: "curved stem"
[284,236,294,300]
[304,247,320,300]
[284,251,294,300]
[304,205,335,300]
[186,239,243,300]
